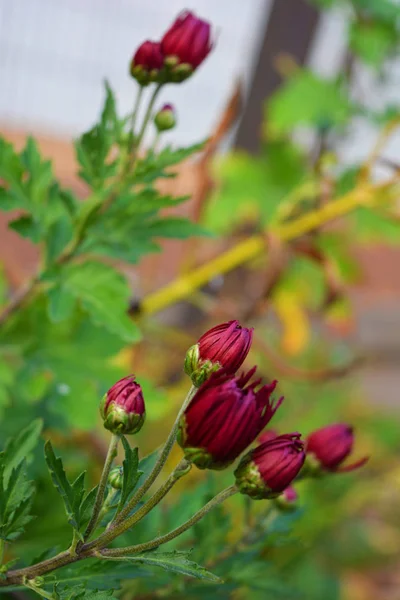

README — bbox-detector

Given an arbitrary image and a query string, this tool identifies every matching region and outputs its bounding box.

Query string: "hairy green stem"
[0,484,236,586]
[0,539,5,565]
[111,385,196,528]
[134,84,163,151]
[128,85,144,154]
[85,457,192,552]
[101,485,238,558]
[83,434,120,541]
[24,580,55,599]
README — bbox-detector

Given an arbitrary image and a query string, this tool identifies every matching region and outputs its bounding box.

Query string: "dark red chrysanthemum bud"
[185,320,253,386]
[130,40,164,85]
[235,433,305,499]
[306,424,368,473]
[178,368,283,470]
[100,375,145,435]
[154,103,176,132]
[161,11,213,82]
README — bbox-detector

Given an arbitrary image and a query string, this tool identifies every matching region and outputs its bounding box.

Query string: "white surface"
[0,0,270,144]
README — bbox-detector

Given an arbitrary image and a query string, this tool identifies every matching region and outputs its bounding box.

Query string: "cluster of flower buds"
[130,11,213,85]
[177,368,282,470]
[100,320,367,504]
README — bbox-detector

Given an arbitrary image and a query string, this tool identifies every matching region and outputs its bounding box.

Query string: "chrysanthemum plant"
[0,5,395,598]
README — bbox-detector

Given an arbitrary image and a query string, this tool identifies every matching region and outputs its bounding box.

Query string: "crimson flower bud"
[235,433,305,499]
[100,375,145,435]
[130,40,164,85]
[178,368,283,470]
[154,103,176,132]
[109,467,123,490]
[161,11,213,82]
[185,320,253,386]
[306,424,368,473]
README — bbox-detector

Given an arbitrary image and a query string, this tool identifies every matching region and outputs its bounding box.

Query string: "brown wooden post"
[235,0,320,153]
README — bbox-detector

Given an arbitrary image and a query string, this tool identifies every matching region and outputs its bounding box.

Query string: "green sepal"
[234,454,279,500]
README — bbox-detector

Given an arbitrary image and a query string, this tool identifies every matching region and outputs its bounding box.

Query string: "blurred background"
[1,1,400,599]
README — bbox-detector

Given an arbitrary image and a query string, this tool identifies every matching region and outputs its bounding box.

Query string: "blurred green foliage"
[1,0,400,598]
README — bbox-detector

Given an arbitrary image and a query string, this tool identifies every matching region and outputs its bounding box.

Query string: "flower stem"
[99,458,191,543]
[111,385,196,528]
[135,83,163,151]
[0,539,5,565]
[83,434,120,541]
[101,485,238,558]
[24,580,55,599]
[128,85,144,154]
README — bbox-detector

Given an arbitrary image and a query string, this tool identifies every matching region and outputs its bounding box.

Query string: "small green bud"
[154,104,176,132]
[109,466,123,490]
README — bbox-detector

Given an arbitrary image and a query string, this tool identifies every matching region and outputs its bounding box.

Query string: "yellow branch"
[140,180,396,317]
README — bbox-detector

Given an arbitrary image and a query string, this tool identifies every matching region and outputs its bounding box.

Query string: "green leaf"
[75,82,121,188]
[52,582,118,600]
[352,207,400,244]
[47,286,76,323]
[267,70,353,134]
[44,440,85,534]
[117,438,141,513]
[3,419,43,482]
[114,550,221,582]
[8,215,41,242]
[146,218,211,239]
[206,140,307,233]
[137,449,159,484]
[49,261,140,342]
[349,20,398,67]
[134,142,205,183]
[0,428,37,542]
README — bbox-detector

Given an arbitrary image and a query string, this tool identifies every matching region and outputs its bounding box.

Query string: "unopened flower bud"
[161,11,213,80]
[154,103,176,132]
[130,40,164,86]
[235,433,305,500]
[178,368,283,470]
[185,320,253,386]
[100,375,145,435]
[109,467,123,490]
[306,423,368,474]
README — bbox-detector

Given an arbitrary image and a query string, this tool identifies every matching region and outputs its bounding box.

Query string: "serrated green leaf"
[51,261,140,342]
[8,215,42,242]
[75,82,121,188]
[114,550,221,582]
[134,142,205,183]
[0,453,35,541]
[80,485,99,529]
[117,437,141,513]
[44,440,83,532]
[3,419,43,482]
